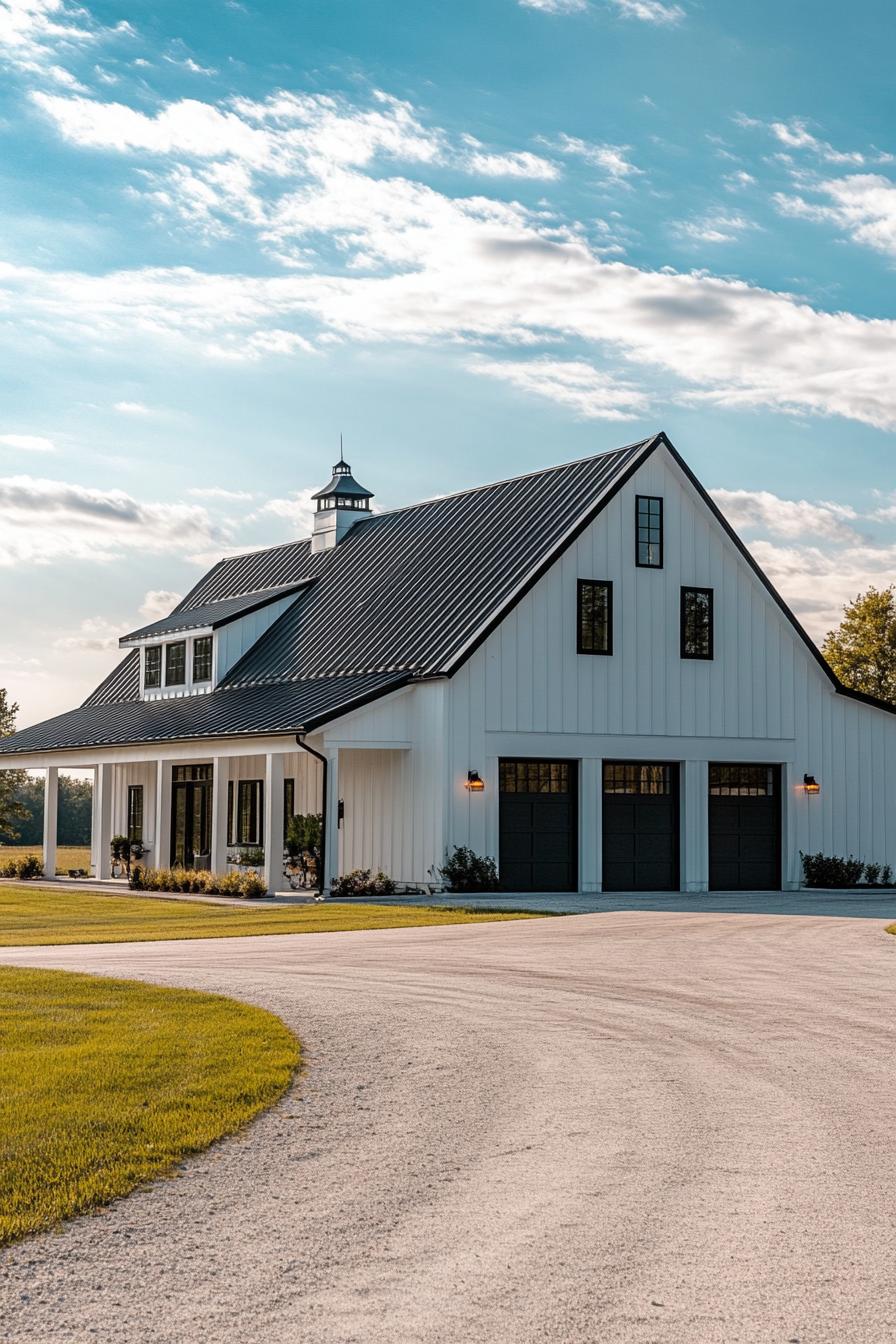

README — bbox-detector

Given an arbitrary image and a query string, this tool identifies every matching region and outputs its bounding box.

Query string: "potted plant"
[110,834,130,879]
[284,813,322,889]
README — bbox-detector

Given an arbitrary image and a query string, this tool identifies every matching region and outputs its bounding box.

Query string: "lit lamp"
[465,770,485,792]
[803,774,820,794]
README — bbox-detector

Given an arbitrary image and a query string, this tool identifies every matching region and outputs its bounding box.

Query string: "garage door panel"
[709,765,780,891]
[602,763,679,892]
[499,760,577,893]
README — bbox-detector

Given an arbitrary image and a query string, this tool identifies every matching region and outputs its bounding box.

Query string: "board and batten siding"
[446,442,896,888]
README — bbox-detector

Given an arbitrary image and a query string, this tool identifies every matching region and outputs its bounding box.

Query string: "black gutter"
[295,732,328,895]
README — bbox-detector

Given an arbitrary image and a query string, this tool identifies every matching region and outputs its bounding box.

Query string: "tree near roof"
[822,586,896,707]
[0,690,28,841]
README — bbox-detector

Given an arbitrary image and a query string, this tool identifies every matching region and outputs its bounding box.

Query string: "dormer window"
[165,641,186,686]
[144,645,162,688]
[193,636,213,682]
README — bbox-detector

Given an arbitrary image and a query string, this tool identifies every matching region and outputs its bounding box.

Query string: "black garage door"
[499,759,578,892]
[602,762,679,892]
[709,764,781,890]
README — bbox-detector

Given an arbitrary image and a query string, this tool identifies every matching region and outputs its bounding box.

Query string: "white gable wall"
[445,443,896,889]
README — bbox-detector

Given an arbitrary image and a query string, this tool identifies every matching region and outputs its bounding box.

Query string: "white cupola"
[310,452,374,553]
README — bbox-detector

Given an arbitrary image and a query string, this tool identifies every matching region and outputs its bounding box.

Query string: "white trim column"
[262,752,284,895]
[42,767,58,879]
[580,757,601,893]
[93,763,114,880]
[211,756,231,876]
[154,760,172,872]
[682,759,708,893]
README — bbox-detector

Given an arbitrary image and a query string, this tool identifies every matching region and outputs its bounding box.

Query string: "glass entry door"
[170,765,213,869]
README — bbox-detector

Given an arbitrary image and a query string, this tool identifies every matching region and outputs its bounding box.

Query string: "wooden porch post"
[42,767,58,880]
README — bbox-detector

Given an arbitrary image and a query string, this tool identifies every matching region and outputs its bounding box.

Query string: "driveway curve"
[1,910,895,1343]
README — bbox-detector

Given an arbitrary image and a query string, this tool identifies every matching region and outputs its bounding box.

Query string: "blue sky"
[1,0,895,724]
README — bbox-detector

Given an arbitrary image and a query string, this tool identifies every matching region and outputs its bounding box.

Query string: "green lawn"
[0,883,538,946]
[0,966,299,1245]
[0,845,92,876]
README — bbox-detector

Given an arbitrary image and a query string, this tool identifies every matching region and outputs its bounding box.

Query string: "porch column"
[262,752,284,896]
[154,760,172,872]
[42,767,58,880]
[211,756,231,875]
[93,763,114,880]
[323,749,340,892]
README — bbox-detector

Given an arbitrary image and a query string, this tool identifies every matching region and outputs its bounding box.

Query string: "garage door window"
[603,763,672,795]
[500,761,570,793]
[710,765,774,796]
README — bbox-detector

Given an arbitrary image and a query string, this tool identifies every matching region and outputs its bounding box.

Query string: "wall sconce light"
[803,774,820,794]
[465,770,485,792]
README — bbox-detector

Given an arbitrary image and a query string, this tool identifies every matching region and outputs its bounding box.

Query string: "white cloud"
[0,0,122,87]
[0,475,225,566]
[468,356,649,420]
[113,399,150,414]
[709,488,860,542]
[54,615,121,652]
[548,133,641,180]
[0,432,56,452]
[749,537,896,640]
[186,486,254,501]
[775,173,896,259]
[15,85,896,430]
[163,54,216,76]
[253,487,316,535]
[138,589,181,621]
[724,170,756,191]
[673,210,758,244]
[462,146,560,180]
[611,0,683,21]
[517,0,587,12]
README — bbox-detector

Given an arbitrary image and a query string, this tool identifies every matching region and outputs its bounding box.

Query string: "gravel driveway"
[1,911,895,1343]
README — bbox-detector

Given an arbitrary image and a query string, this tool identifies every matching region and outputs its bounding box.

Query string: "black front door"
[499,759,578,892]
[709,764,781,890]
[170,765,212,869]
[602,761,679,892]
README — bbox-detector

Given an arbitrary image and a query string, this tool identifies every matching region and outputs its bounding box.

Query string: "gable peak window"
[681,586,713,660]
[577,579,613,655]
[144,645,162,688]
[193,636,213,683]
[165,640,186,686]
[636,495,663,568]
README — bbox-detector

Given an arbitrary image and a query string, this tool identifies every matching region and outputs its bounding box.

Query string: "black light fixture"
[465,770,485,792]
[803,774,820,795]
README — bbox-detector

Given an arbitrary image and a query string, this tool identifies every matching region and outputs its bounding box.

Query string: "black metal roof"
[119,583,310,645]
[0,673,408,755]
[0,438,658,754]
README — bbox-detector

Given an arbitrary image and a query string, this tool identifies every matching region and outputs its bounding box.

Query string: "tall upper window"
[127,785,144,843]
[193,636,213,683]
[577,580,613,655]
[144,645,162,688]
[636,495,663,568]
[681,587,713,659]
[165,641,186,685]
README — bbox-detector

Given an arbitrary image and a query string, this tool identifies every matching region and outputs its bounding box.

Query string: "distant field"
[0,845,92,876]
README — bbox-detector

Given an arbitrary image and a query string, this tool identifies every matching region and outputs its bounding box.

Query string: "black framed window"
[193,636,212,682]
[144,645,162,688]
[636,495,663,568]
[172,765,212,782]
[227,779,234,846]
[127,785,144,843]
[283,778,295,844]
[603,763,673,796]
[577,579,613,655]
[165,641,186,686]
[681,587,713,660]
[236,780,264,845]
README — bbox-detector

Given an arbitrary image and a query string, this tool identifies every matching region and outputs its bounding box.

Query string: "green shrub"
[238,872,268,899]
[330,869,397,898]
[0,853,44,880]
[801,852,896,888]
[437,846,499,893]
[127,866,269,898]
